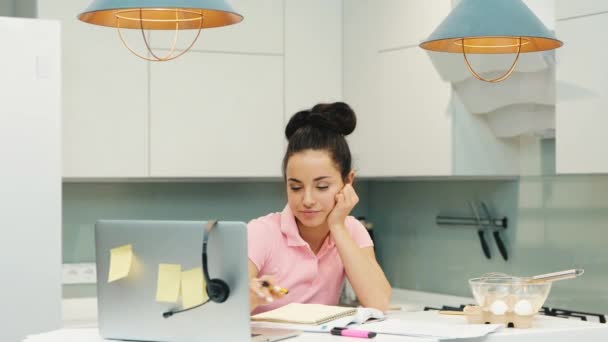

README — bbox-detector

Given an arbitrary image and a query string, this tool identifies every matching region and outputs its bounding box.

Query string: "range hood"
[428,0,559,138]
[427,50,556,138]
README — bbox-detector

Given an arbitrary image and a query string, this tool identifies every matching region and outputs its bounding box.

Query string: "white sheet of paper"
[363,318,502,339]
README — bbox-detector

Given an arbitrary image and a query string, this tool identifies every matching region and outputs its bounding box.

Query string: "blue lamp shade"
[78,0,243,30]
[420,0,562,54]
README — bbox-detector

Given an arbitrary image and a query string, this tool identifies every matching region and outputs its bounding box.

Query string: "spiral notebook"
[251,303,357,325]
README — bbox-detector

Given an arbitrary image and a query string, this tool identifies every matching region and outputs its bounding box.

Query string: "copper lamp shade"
[78,0,243,61]
[420,0,562,82]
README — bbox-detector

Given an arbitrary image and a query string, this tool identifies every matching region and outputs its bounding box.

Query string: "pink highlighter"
[331,327,377,339]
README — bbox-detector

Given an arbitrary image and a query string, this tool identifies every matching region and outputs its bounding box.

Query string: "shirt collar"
[280,205,307,246]
[280,205,335,248]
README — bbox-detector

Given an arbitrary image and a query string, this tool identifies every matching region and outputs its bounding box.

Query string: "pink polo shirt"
[247,205,373,314]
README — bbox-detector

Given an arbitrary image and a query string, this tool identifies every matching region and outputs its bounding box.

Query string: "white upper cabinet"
[556,11,608,174]
[343,0,378,175]
[149,52,284,177]
[149,0,342,178]
[372,47,453,176]
[46,0,523,179]
[38,0,149,178]
[556,0,608,20]
[149,0,285,177]
[284,0,342,118]
[345,0,519,177]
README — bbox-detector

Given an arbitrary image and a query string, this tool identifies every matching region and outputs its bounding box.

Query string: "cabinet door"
[345,0,452,177]
[38,0,149,178]
[374,47,452,176]
[284,0,342,118]
[149,52,284,177]
[556,13,608,173]
[343,0,380,176]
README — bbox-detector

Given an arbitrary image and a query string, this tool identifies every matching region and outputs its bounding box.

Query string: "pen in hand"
[261,280,289,295]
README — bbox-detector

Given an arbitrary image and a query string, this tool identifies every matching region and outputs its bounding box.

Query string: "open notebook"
[251,303,357,325]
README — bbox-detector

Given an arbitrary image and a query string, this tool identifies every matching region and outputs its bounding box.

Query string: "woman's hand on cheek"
[327,183,359,231]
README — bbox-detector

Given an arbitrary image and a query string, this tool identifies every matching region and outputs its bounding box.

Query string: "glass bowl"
[468,273,552,316]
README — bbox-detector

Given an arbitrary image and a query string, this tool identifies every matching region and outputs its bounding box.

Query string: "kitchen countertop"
[36,309,608,342]
[53,289,608,342]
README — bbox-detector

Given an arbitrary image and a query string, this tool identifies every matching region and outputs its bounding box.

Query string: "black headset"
[163,220,230,318]
[201,220,231,303]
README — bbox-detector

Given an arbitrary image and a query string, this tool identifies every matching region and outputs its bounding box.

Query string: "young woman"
[247,102,391,314]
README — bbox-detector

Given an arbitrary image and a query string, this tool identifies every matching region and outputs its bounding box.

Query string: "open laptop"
[95,220,299,342]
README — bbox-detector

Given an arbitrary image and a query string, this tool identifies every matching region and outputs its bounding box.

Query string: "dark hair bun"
[285,102,356,139]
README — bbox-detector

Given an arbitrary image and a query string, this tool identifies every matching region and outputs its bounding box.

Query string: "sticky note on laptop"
[156,264,182,303]
[181,267,209,309]
[108,244,133,283]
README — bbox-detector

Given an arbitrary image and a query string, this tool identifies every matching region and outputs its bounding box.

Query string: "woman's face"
[285,149,345,229]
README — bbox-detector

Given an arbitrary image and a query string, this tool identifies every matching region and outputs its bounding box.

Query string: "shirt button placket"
[307,258,318,287]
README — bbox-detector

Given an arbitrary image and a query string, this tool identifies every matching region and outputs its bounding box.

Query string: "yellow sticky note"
[181,267,209,309]
[156,264,182,303]
[108,244,133,283]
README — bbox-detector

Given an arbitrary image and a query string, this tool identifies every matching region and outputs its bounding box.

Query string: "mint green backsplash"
[370,139,608,313]
[62,181,370,297]
[63,139,608,313]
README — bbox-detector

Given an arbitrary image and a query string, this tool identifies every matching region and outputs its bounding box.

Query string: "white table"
[45,291,608,342]
[26,312,608,342]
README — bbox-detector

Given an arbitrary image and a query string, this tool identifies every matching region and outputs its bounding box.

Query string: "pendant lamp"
[78,0,243,62]
[420,0,562,83]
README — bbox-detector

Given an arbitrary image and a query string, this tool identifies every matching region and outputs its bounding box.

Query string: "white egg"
[514,299,534,316]
[490,299,508,315]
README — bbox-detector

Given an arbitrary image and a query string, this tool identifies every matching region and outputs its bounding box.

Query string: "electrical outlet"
[62,263,97,284]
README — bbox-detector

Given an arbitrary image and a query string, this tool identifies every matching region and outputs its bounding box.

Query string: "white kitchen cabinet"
[150,0,342,178]
[38,0,149,178]
[556,12,608,174]
[148,0,286,178]
[345,0,519,177]
[40,0,286,179]
[556,0,608,20]
[41,0,521,179]
[284,0,342,118]
[373,47,453,176]
[0,17,61,341]
[149,52,284,177]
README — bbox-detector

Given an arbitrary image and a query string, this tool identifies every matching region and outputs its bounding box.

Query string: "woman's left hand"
[327,183,359,231]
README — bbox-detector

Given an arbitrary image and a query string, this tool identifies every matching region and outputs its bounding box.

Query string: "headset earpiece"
[202,220,231,303]
[206,278,230,303]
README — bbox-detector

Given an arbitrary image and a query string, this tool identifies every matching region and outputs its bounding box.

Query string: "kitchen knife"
[481,202,509,261]
[493,230,509,261]
[470,202,491,259]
